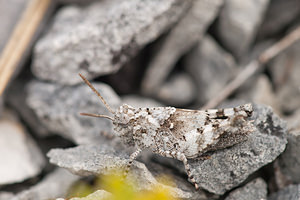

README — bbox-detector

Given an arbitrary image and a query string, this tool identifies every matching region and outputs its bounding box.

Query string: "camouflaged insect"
[79,74,255,189]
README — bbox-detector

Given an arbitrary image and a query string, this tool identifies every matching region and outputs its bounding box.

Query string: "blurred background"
[0,0,299,199]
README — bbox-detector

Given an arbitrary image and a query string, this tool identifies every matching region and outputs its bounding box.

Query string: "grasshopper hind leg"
[158,149,199,190]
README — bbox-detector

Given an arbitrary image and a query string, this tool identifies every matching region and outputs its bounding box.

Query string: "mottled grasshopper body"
[79,74,254,189]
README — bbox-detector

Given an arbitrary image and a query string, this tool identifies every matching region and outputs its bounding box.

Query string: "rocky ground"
[0,0,300,199]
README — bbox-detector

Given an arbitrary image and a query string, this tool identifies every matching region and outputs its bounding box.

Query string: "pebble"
[225,178,267,200]
[0,111,45,185]
[184,35,237,105]
[32,0,190,85]
[216,0,270,58]
[26,80,121,144]
[141,0,223,94]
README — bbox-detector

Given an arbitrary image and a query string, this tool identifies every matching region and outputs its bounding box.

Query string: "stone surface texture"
[32,0,191,85]
[11,168,79,200]
[258,0,300,39]
[285,108,300,132]
[157,103,287,194]
[268,184,300,200]
[225,178,267,200]
[47,143,195,199]
[145,159,213,200]
[278,130,300,183]
[156,73,197,106]
[0,192,14,200]
[26,80,121,144]
[0,112,45,185]
[141,0,223,94]
[6,75,50,136]
[216,0,270,58]
[188,104,287,194]
[184,35,237,105]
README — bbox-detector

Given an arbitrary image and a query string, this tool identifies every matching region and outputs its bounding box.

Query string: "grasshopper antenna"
[80,113,114,121]
[79,73,115,114]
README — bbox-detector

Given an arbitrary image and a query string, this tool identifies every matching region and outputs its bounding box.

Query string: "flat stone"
[32,0,190,85]
[26,80,121,144]
[69,190,111,200]
[141,0,223,94]
[156,73,197,106]
[225,178,267,200]
[48,143,130,177]
[145,159,215,200]
[268,184,300,200]
[257,0,300,39]
[189,104,287,194]
[0,111,45,185]
[184,35,237,105]
[154,103,287,195]
[216,0,270,58]
[269,40,300,113]
[11,168,79,200]
[0,192,14,200]
[47,143,193,199]
[284,108,300,132]
[278,130,300,183]
[6,74,50,136]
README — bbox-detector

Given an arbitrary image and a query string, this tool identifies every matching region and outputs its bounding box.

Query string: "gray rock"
[11,168,79,200]
[69,190,111,200]
[141,0,223,94]
[184,35,237,105]
[156,73,197,106]
[145,159,216,200]
[285,108,300,132]
[257,0,300,39]
[154,103,287,194]
[188,104,287,194]
[269,40,300,113]
[48,143,130,177]
[225,178,267,200]
[272,159,291,191]
[238,75,280,114]
[32,0,191,85]
[122,95,163,108]
[0,0,27,52]
[278,130,300,183]
[268,184,300,200]
[47,143,193,199]
[6,75,50,136]
[0,111,45,185]
[216,0,270,58]
[0,192,14,200]
[26,80,121,144]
